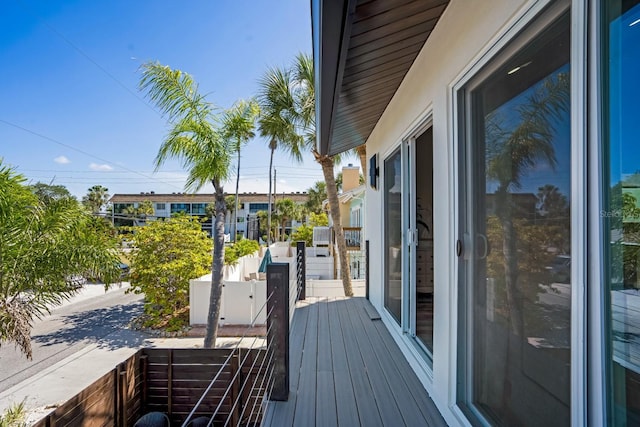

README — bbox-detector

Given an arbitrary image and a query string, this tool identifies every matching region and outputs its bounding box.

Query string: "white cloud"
[89,163,113,171]
[54,155,70,164]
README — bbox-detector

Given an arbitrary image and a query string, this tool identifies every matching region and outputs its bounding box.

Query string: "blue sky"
[0,1,346,199]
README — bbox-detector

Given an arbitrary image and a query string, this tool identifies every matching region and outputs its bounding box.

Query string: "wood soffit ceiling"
[316,0,450,156]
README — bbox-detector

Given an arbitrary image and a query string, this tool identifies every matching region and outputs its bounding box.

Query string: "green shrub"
[291,224,313,247]
[128,215,211,329]
[290,212,329,246]
[224,239,260,265]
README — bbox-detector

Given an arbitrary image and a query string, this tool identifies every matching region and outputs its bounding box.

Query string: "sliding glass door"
[384,148,403,325]
[458,6,572,426]
[603,1,640,424]
[383,127,435,360]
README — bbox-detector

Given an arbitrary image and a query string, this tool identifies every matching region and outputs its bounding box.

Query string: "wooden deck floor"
[263,297,447,427]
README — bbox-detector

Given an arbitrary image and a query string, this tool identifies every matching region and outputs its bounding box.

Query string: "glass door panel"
[459,10,571,426]
[384,148,403,325]
[414,128,435,353]
[603,1,640,424]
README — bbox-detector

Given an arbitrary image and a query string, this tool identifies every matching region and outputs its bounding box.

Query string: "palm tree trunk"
[316,152,353,296]
[204,183,226,348]
[356,144,367,177]
[496,189,523,336]
[267,143,275,245]
[234,143,241,242]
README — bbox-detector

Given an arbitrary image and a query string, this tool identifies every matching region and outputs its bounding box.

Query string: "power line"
[0,118,184,191]
[15,0,162,119]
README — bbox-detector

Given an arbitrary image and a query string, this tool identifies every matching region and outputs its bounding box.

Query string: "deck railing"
[33,246,307,427]
[343,227,362,250]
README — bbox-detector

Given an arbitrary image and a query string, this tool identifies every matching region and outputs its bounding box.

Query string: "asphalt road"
[0,285,145,392]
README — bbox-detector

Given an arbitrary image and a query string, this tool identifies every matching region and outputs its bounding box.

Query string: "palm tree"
[257,67,302,245]
[306,181,327,214]
[139,61,232,348]
[257,53,353,296]
[275,198,302,241]
[0,163,121,358]
[486,71,570,336]
[82,185,109,213]
[222,99,260,241]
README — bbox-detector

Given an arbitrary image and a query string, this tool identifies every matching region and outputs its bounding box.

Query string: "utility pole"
[273,169,277,241]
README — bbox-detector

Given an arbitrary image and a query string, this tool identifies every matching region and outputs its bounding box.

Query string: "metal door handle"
[477,234,488,259]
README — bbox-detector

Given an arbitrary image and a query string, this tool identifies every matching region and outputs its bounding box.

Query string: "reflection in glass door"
[603,1,640,424]
[410,129,435,354]
[384,148,403,325]
[458,9,572,427]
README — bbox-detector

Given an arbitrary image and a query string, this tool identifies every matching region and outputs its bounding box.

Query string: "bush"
[290,212,329,246]
[128,215,211,330]
[291,224,313,247]
[224,239,260,265]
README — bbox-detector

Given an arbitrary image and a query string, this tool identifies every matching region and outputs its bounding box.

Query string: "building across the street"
[109,191,309,239]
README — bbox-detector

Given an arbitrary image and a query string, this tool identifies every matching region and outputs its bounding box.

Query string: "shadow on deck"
[263,297,447,427]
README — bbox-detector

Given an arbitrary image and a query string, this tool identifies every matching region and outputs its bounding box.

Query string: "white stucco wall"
[362,1,532,425]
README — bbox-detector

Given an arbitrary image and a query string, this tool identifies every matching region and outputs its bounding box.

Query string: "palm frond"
[139,62,213,123]
[140,62,232,190]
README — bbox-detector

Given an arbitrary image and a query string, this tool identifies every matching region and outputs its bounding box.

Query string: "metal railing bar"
[237,349,275,426]
[251,363,276,426]
[209,319,274,422]
[225,346,275,427]
[256,364,278,425]
[181,291,275,427]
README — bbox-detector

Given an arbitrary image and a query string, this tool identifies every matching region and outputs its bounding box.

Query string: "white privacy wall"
[189,275,267,326]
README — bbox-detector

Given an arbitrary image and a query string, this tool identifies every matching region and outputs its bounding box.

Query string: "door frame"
[449,0,587,424]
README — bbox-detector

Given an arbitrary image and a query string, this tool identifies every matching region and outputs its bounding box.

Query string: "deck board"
[328,299,360,427]
[266,297,447,427]
[337,299,382,427]
[293,301,318,427]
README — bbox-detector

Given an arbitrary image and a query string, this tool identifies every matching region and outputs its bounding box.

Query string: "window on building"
[170,203,191,214]
[113,203,133,214]
[249,203,269,213]
[156,203,166,210]
[192,203,207,215]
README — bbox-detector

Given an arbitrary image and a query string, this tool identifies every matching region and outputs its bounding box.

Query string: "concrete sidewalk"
[0,284,266,424]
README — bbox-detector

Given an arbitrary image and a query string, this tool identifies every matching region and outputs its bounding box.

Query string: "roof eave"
[312,0,356,157]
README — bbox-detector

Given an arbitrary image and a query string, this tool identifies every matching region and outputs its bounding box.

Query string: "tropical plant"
[0,164,121,358]
[257,53,353,295]
[224,238,260,266]
[257,66,301,245]
[82,185,109,213]
[29,182,73,205]
[485,71,570,336]
[274,198,303,241]
[291,212,329,246]
[355,144,367,177]
[128,215,211,331]
[139,61,233,347]
[222,99,260,241]
[305,181,327,214]
[224,194,237,237]
[0,400,27,427]
[124,200,155,223]
[255,210,275,243]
